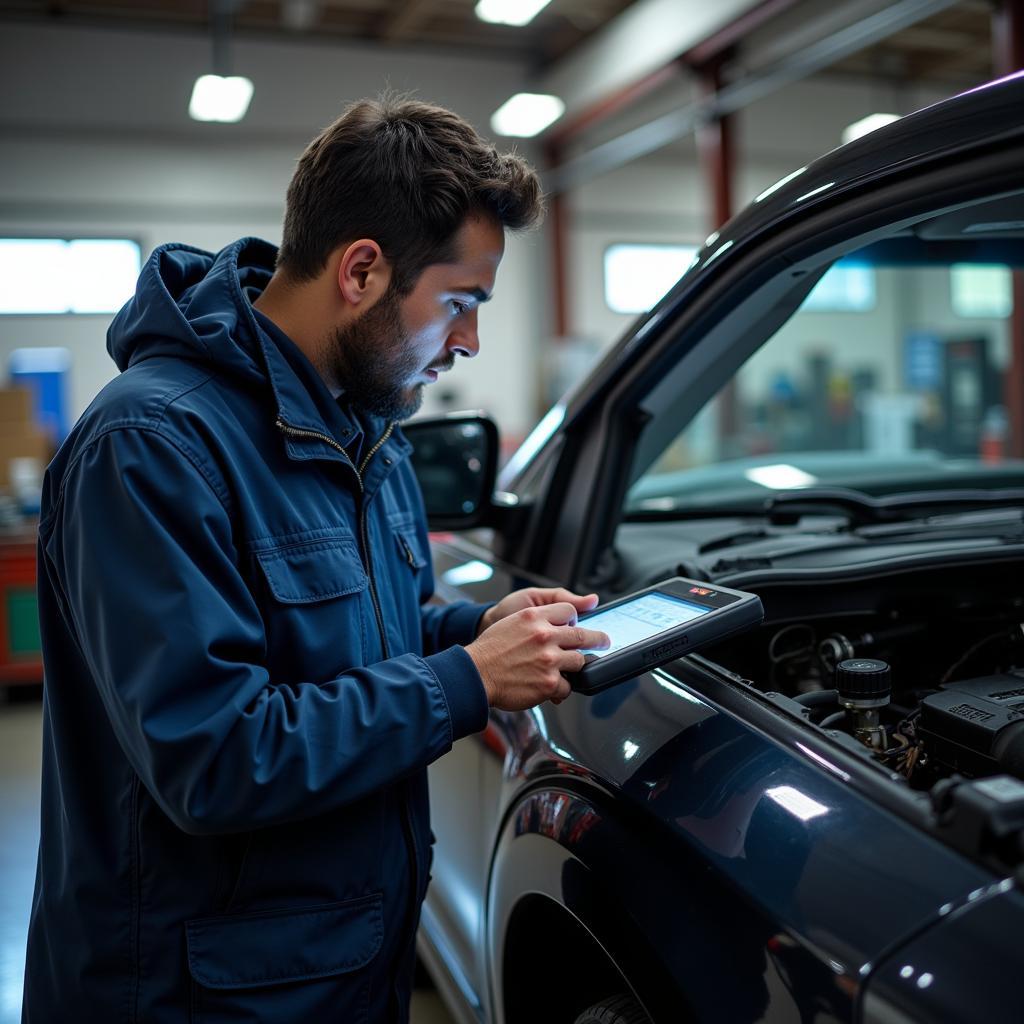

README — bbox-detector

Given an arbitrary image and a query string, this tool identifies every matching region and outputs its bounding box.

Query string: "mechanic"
[23,96,609,1024]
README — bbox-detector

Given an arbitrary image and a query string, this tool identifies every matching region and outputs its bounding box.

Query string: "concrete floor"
[0,694,453,1024]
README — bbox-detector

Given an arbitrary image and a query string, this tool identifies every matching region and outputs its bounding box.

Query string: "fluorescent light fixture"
[189,74,254,123]
[841,112,900,145]
[765,785,829,822]
[622,740,640,760]
[491,93,564,137]
[744,464,818,490]
[476,0,551,26]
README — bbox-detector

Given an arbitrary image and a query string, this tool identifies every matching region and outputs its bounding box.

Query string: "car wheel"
[572,993,651,1024]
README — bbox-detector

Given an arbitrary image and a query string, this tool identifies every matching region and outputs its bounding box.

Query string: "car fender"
[486,783,691,1024]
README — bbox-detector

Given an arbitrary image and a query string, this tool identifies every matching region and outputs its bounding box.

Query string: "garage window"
[802,260,876,312]
[0,238,142,315]
[950,264,1012,318]
[604,243,698,314]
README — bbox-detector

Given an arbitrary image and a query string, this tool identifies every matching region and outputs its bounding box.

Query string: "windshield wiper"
[625,503,774,522]
[766,486,1024,527]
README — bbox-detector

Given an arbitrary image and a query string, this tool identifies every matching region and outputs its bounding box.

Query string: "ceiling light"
[841,112,900,145]
[490,93,565,137]
[475,0,552,26]
[189,74,254,123]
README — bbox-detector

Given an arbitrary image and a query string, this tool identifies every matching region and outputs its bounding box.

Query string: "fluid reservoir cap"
[836,658,891,700]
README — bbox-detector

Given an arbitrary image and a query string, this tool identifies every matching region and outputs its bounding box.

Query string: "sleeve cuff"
[423,645,489,741]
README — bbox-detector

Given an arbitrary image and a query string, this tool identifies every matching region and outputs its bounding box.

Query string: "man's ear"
[336,239,391,307]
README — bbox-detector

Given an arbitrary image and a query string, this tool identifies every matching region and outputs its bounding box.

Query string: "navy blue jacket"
[23,238,490,1023]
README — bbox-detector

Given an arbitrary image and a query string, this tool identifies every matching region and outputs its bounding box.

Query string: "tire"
[573,993,651,1024]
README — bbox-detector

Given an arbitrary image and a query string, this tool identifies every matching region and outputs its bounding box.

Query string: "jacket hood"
[107,238,277,384]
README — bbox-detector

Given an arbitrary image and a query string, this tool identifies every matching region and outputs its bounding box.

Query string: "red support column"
[696,57,738,449]
[696,59,734,231]
[993,0,1024,457]
[547,141,570,341]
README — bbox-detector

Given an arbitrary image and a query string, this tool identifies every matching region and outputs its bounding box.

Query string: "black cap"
[836,658,891,701]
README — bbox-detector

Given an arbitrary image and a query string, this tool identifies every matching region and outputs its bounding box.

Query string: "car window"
[627,256,1020,512]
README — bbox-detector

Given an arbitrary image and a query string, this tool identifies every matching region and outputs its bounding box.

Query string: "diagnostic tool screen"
[580,593,710,657]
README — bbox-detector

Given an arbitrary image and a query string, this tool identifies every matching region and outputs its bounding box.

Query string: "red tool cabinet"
[0,526,43,685]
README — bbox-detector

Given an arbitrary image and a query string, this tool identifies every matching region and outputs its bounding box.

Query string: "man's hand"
[466,602,610,711]
[477,587,600,635]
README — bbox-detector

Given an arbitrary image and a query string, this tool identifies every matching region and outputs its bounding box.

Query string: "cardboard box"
[0,427,52,488]
[0,387,33,425]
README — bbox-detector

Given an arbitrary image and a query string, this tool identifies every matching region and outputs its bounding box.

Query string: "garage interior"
[0,1,1020,1021]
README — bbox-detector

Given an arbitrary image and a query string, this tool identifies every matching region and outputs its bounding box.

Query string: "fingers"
[549,676,572,704]
[536,588,600,614]
[553,624,610,651]
[532,602,580,626]
[569,591,600,613]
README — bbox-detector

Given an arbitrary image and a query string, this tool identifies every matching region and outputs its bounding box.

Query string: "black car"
[407,72,1024,1024]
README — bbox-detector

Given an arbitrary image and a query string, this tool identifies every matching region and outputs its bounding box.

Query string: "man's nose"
[447,309,480,359]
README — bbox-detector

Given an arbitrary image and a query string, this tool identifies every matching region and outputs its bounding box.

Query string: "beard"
[324,285,442,421]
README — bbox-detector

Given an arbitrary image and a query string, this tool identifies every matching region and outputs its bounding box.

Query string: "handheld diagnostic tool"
[567,577,764,694]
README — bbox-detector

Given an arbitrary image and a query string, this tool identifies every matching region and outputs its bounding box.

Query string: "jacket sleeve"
[421,600,491,654]
[43,426,489,836]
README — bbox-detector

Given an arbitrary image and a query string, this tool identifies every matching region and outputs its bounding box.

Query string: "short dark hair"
[278,95,544,293]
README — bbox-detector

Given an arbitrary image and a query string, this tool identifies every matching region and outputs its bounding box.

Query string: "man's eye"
[451,300,469,316]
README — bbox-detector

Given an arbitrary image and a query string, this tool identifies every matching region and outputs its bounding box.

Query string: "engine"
[701,563,1024,791]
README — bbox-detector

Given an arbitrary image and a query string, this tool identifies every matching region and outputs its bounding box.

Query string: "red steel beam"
[696,57,739,444]
[546,0,803,150]
[546,61,684,151]
[546,142,571,340]
[542,1,796,353]
[684,0,803,67]
[696,57,735,230]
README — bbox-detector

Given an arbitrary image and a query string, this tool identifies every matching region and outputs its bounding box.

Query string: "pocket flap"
[392,523,428,570]
[186,893,383,990]
[256,540,367,604]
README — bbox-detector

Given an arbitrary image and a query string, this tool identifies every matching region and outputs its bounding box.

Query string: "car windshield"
[626,251,1024,516]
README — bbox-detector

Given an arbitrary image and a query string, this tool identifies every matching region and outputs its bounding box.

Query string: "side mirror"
[403,413,499,531]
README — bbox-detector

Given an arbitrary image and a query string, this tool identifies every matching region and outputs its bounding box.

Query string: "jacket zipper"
[275,417,394,654]
[276,416,421,1012]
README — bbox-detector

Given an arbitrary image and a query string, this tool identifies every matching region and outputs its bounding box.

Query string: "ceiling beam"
[546,0,964,194]
[380,0,435,41]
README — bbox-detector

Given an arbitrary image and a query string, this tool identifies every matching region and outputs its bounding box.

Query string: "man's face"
[328,216,505,421]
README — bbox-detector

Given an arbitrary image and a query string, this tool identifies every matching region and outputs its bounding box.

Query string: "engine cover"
[920,673,1024,779]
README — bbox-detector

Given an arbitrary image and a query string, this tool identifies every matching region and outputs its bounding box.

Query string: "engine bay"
[700,557,1024,792]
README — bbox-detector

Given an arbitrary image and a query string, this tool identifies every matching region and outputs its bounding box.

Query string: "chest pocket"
[256,537,367,603]
[253,534,369,677]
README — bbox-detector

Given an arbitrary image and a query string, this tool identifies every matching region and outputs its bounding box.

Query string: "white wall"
[0,20,543,443]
